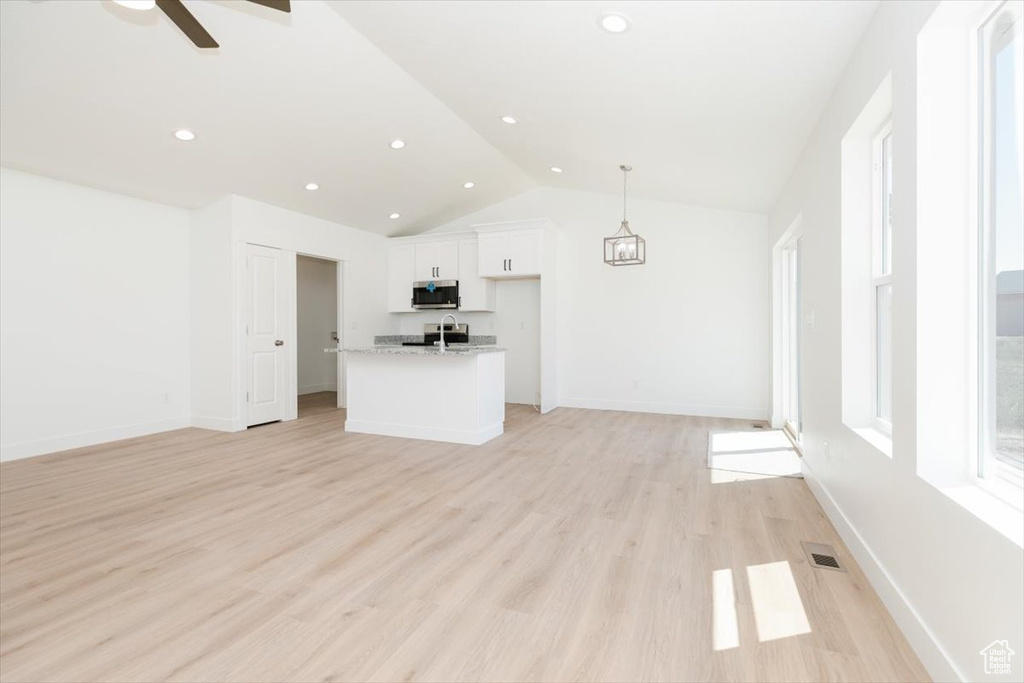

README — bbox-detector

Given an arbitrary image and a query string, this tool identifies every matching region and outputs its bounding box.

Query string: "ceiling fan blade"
[245,0,291,12]
[155,0,219,48]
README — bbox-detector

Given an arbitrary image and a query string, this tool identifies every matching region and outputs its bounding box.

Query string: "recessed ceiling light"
[599,12,631,34]
[550,166,563,173]
[305,183,319,191]
[501,116,517,124]
[174,129,195,141]
[390,139,406,149]
[463,181,475,189]
[113,0,156,10]
[390,213,401,219]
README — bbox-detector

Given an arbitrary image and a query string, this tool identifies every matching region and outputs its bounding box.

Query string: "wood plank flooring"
[0,395,929,682]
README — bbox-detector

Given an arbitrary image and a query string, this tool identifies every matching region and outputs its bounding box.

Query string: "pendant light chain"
[622,166,628,222]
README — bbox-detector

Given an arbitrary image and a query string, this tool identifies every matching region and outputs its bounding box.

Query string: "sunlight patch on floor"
[747,560,812,642]
[712,568,740,651]
[707,429,802,481]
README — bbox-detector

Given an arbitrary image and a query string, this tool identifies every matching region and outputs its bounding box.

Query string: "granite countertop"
[374,334,497,346]
[346,345,506,356]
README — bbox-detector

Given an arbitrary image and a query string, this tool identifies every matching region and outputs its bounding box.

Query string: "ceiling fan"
[112,0,291,49]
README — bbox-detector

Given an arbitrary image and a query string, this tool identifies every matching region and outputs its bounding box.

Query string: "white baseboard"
[190,415,245,432]
[558,397,766,421]
[298,383,338,396]
[344,419,503,446]
[802,460,963,683]
[0,416,190,462]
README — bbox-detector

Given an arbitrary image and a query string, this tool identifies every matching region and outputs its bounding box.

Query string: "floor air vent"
[801,541,846,572]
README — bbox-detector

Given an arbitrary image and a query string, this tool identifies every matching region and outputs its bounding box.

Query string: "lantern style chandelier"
[604,164,646,266]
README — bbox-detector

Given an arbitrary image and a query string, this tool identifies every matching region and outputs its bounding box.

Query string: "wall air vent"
[801,541,846,572]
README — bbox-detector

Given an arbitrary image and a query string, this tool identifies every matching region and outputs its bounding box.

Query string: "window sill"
[847,424,893,459]
[933,483,1024,548]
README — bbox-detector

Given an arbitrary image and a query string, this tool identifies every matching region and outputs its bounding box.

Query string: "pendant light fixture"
[604,164,646,266]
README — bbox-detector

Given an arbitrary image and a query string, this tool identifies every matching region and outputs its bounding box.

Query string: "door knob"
[275,339,284,346]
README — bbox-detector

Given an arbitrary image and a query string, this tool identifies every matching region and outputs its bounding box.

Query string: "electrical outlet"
[805,310,816,329]
[350,320,359,331]
[163,392,171,404]
[520,321,526,330]
[822,440,830,462]
[631,379,639,390]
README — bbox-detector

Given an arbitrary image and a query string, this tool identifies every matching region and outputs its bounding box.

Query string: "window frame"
[781,237,802,443]
[871,119,894,437]
[974,0,1023,508]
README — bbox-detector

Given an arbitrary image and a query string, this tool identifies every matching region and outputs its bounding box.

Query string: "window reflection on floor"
[747,561,812,642]
[712,568,740,651]
[707,429,802,481]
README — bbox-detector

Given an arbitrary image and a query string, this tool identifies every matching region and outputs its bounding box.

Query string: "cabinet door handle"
[458,296,462,308]
[503,259,507,271]
[509,258,512,271]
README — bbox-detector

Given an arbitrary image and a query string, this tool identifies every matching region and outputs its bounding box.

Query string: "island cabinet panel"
[345,348,506,445]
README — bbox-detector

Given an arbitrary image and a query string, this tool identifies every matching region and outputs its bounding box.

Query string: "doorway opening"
[297,255,340,420]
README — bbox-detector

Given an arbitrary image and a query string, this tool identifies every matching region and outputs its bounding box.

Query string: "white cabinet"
[478,229,542,278]
[387,245,416,313]
[457,239,495,311]
[414,241,459,281]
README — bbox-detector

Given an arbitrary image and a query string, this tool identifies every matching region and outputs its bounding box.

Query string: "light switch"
[804,311,816,329]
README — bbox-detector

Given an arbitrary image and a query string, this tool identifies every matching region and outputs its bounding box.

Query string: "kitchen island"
[344,346,506,445]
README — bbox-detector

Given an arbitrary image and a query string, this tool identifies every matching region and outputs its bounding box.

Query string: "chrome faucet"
[437,314,459,353]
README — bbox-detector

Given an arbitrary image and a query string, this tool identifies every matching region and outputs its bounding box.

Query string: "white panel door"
[247,244,287,426]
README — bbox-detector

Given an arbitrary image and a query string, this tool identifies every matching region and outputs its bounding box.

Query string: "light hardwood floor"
[0,395,929,682]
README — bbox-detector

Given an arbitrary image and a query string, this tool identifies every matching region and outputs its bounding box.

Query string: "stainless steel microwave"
[411,280,459,309]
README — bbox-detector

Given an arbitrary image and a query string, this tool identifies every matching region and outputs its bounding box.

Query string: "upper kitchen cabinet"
[387,244,416,313]
[414,241,459,281]
[477,229,542,278]
[457,239,495,311]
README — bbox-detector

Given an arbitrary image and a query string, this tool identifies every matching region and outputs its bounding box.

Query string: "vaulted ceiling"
[0,0,877,236]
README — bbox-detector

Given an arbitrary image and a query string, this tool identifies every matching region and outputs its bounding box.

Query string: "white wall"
[429,186,769,419]
[189,197,236,430]
[191,195,390,427]
[768,1,1023,680]
[398,278,541,405]
[297,256,338,395]
[0,167,190,460]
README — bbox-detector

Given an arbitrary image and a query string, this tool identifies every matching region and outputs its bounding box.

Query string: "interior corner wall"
[0,167,191,461]
[767,1,1022,680]
[189,196,239,430]
[427,186,770,419]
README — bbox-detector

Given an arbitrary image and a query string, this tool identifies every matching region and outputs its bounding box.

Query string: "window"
[978,1,1023,501]
[873,123,893,432]
[781,237,802,441]
[840,73,893,456]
